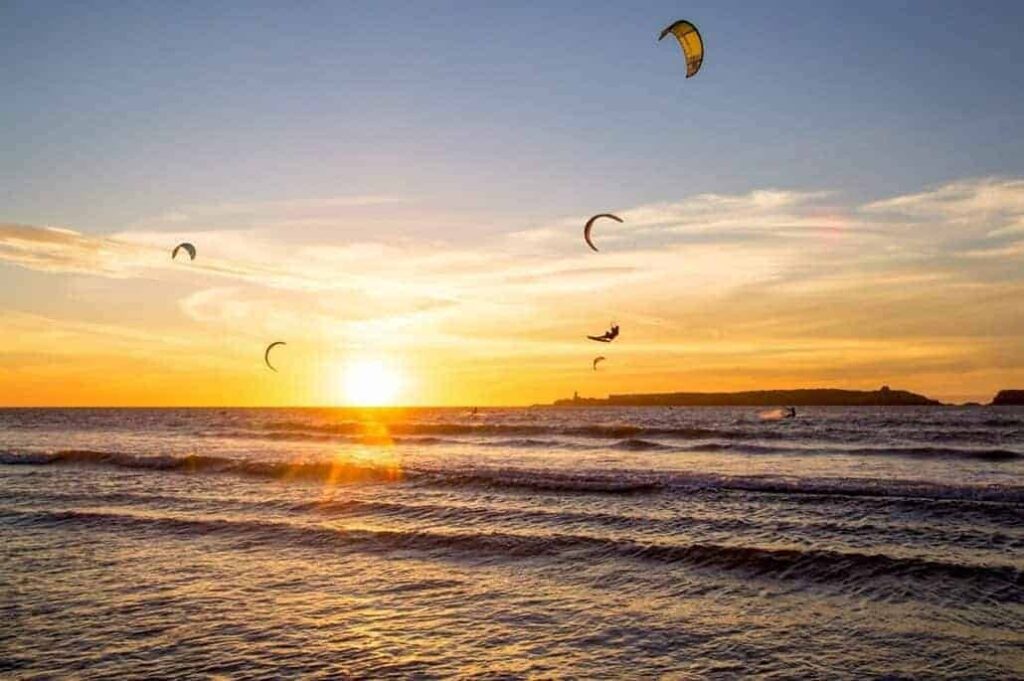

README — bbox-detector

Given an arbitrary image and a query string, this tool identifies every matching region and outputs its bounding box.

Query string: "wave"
[4,450,1023,503]
[611,438,675,452]
[14,483,1018,542]
[479,438,594,450]
[983,417,1023,427]
[680,442,1021,461]
[842,445,1021,461]
[184,423,1023,461]
[239,420,791,441]
[206,430,597,451]
[283,499,1024,551]
[413,467,1024,503]
[680,442,789,454]
[208,429,463,447]
[4,507,1020,602]
[203,431,1024,460]
[0,450,403,484]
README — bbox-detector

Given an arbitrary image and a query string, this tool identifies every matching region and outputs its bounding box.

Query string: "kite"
[583,213,623,252]
[658,20,704,78]
[264,341,287,372]
[172,242,196,261]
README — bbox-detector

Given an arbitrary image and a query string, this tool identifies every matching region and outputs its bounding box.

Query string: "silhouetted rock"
[991,390,1024,406]
[552,386,940,407]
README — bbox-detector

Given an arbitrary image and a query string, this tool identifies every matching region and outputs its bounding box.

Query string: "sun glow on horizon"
[340,358,404,406]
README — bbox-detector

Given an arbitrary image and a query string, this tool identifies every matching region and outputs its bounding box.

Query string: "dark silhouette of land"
[551,385,941,407]
[991,390,1024,405]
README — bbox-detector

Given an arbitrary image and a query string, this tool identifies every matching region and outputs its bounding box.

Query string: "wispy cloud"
[863,177,1024,239]
[6,179,1023,293]
[0,223,155,277]
[4,177,1024,403]
[141,195,406,231]
[623,189,841,236]
[511,189,859,249]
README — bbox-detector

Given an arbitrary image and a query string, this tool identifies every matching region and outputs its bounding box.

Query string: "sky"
[2,0,1024,405]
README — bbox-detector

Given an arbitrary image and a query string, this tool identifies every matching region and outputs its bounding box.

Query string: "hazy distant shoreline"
[548,386,1024,407]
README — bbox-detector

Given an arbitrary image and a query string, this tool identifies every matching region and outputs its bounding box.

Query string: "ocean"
[1,406,1022,678]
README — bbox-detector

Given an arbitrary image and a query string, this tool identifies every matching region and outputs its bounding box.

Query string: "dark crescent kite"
[658,20,704,78]
[172,242,196,261]
[264,341,287,372]
[593,356,606,370]
[583,213,623,252]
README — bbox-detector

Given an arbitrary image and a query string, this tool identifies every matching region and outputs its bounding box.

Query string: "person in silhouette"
[588,324,620,343]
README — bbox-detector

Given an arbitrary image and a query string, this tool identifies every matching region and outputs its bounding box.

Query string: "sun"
[341,359,404,406]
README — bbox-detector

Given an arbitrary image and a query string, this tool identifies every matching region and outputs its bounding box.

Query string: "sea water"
[2,406,1022,677]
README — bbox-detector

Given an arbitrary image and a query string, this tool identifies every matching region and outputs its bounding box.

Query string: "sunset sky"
[3,1,1024,405]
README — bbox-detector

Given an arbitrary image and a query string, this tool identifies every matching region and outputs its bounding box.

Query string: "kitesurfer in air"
[588,324,620,343]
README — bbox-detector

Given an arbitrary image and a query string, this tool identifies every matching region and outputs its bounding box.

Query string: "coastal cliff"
[552,386,940,407]
[991,390,1024,405]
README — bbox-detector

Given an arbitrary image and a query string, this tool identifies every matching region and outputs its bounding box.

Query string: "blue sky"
[4,1,1024,232]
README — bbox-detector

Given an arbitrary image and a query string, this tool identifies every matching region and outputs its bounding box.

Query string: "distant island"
[550,385,942,407]
[992,390,1024,406]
